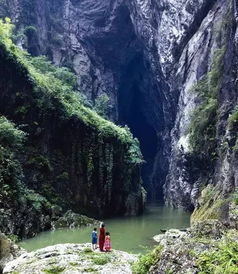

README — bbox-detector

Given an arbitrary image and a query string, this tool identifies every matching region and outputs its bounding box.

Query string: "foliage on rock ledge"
[0,18,143,165]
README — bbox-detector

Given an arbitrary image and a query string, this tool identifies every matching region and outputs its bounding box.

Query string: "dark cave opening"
[118,53,163,201]
[80,3,168,202]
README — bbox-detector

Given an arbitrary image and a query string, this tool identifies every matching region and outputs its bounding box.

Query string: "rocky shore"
[133,203,238,274]
[1,201,238,274]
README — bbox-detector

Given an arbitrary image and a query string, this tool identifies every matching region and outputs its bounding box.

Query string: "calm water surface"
[20,204,190,254]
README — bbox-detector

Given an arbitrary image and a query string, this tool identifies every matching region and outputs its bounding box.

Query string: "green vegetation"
[0,116,26,149]
[83,247,93,253]
[69,262,78,267]
[189,47,225,155]
[132,245,163,274]
[26,154,52,172]
[92,256,111,265]
[229,105,238,128]
[0,115,52,206]
[228,106,238,150]
[197,240,238,274]
[7,234,20,243]
[83,267,97,272]
[0,116,25,199]
[29,55,77,89]
[232,190,238,205]
[93,93,112,118]
[24,25,37,37]
[43,266,65,274]
[0,116,52,235]
[24,189,51,211]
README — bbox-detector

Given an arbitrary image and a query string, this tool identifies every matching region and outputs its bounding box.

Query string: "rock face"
[0,233,24,273]
[163,0,238,211]
[3,243,137,274]
[1,1,238,210]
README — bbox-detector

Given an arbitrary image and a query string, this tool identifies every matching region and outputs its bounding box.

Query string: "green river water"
[20,204,190,254]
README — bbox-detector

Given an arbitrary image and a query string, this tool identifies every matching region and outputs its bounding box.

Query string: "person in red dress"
[99,223,105,251]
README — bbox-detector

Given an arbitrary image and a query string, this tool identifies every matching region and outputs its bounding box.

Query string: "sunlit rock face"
[163,0,238,211]
[1,0,237,208]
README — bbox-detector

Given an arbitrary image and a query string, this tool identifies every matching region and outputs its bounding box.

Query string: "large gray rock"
[3,243,137,274]
[151,219,238,274]
[51,210,99,229]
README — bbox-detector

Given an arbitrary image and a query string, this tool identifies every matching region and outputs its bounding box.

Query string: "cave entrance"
[118,53,163,201]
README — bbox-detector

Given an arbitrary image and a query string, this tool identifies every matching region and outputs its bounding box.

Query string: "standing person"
[91,228,97,250]
[99,223,105,251]
[104,232,112,252]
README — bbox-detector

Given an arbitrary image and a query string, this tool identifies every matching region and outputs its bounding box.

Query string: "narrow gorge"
[0,0,237,273]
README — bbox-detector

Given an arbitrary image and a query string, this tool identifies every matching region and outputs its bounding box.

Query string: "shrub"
[0,116,26,149]
[94,93,112,118]
[24,189,51,210]
[132,245,163,274]
[197,240,238,274]
[0,17,14,48]
[8,234,20,243]
[24,25,37,36]
[83,247,93,253]
[29,56,77,89]
[26,155,52,172]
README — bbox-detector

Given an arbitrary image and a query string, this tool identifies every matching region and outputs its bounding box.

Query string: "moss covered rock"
[52,210,99,229]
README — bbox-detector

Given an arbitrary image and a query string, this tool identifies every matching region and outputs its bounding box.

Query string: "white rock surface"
[153,229,189,246]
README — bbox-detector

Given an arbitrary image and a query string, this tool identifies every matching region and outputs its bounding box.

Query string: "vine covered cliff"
[0,19,144,239]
